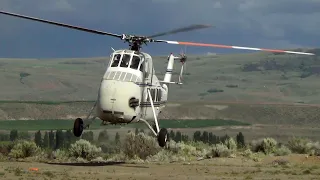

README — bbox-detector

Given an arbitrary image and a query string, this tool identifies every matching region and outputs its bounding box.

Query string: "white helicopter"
[0,11,315,147]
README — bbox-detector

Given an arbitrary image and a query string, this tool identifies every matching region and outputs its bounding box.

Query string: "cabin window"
[147,88,157,102]
[111,54,121,67]
[130,55,140,70]
[120,54,131,67]
[157,88,161,102]
[151,89,156,101]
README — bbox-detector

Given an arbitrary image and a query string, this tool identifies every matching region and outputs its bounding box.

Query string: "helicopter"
[0,10,315,147]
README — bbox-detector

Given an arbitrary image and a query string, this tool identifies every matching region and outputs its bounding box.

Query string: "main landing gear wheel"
[73,118,84,137]
[157,128,168,147]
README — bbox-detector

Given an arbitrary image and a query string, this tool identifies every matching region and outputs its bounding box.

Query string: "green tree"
[115,132,120,144]
[18,131,30,140]
[34,130,42,147]
[0,133,9,141]
[55,130,65,150]
[201,131,209,144]
[208,132,213,145]
[175,131,182,142]
[98,129,109,142]
[64,129,73,149]
[9,130,18,141]
[169,130,175,140]
[220,134,229,143]
[211,135,218,145]
[236,132,245,148]
[43,131,49,148]
[49,130,55,149]
[181,134,189,142]
[193,131,201,142]
[82,131,94,142]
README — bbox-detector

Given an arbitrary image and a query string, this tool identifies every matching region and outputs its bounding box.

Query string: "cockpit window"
[111,54,121,67]
[139,63,144,72]
[130,55,140,70]
[120,54,131,67]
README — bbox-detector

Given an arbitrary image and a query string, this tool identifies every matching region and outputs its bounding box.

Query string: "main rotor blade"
[155,40,315,55]
[0,10,122,38]
[147,24,212,38]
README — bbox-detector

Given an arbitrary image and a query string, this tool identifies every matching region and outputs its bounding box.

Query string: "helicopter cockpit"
[110,51,144,72]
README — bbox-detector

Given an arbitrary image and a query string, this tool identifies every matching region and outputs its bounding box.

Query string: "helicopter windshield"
[120,54,131,67]
[111,54,121,67]
[110,52,143,72]
[130,55,140,70]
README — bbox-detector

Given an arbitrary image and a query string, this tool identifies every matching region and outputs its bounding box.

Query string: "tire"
[157,128,168,147]
[73,118,84,137]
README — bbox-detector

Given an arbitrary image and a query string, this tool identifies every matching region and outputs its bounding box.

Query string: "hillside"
[1,50,320,142]
[0,101,320,128]
[0,49,319,103]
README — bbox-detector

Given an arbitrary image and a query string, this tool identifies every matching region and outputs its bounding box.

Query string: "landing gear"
[157,128,168,147]
[73,118,84,137]
[72,93,99,137]
[139,88,169,147]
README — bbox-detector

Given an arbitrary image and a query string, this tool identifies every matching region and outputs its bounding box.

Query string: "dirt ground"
[0,154,319,180]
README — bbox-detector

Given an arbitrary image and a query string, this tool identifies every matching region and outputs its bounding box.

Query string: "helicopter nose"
[97,79,141,122]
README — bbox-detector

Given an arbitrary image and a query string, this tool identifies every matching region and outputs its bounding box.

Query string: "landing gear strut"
[140,89,168,147]
[73,94,98,137]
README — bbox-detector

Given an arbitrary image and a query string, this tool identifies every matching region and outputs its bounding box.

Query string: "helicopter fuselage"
[96,49,168,125]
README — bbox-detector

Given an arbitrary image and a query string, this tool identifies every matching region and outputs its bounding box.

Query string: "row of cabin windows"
[147,88,162,102]
[110,53,144,72]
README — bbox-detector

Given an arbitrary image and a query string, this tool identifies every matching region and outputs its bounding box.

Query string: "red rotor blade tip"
[161,40,315,55]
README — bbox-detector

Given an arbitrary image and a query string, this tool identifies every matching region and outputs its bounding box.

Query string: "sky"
[0,0,319,58]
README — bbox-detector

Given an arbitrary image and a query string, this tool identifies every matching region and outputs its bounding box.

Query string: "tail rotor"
[178,46,187,85]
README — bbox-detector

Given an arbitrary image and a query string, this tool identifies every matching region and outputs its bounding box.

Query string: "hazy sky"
[0,0,319,58]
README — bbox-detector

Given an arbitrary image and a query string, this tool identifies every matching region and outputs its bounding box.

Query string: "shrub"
[167,141,196,155]
[147,149,182,163]
[123,132,160,160]
[53,149,69,161]
[8,140,40,159]
[147,140,209,162]
[308,141,320,156]
[100,141,121,154]
[68,139,102,161]
[274,145,291,156]
[240,149,263,162]
[224,137,237,151]
[261,138,277,154]
[241,149,252,157]
[0,141,14,155]
[287,137,312,154]
[207,143,231,158]
[250,138,277,154]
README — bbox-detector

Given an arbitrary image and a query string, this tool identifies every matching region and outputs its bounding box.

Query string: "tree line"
[0,128,245,149]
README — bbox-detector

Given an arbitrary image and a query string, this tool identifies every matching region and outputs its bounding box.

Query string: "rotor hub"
[122,35,154,51]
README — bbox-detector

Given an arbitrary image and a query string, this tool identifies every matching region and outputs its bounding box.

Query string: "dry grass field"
[0,155,319,180]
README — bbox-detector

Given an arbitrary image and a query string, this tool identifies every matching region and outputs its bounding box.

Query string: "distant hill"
[0,48,319,104]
